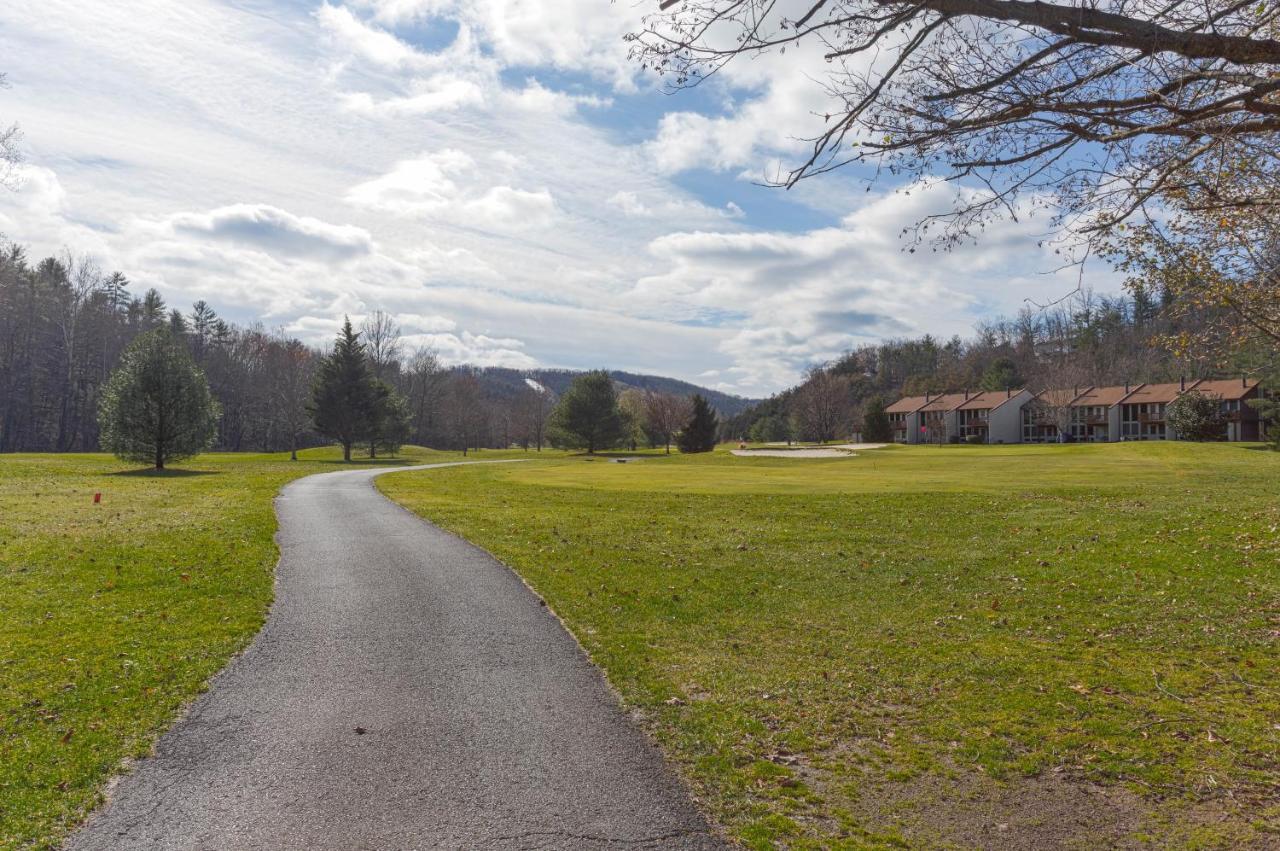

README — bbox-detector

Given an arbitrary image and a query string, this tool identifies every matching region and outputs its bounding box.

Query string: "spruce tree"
[310,318,376,461]
[97,328,220,469]
[548,370,625,453]
[367,380,411,458]
[678,394,719,453]
[861,396,892,442]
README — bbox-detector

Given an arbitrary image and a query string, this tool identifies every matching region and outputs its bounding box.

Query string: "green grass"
[0,446,528,850]
[379,442,1280,849]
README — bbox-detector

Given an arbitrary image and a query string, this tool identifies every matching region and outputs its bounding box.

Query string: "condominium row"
[883,378,1265,444]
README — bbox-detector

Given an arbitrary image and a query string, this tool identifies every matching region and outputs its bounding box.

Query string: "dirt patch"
[796,760,1276,849]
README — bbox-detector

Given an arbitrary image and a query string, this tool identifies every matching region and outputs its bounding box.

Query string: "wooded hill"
[456,367,755,418]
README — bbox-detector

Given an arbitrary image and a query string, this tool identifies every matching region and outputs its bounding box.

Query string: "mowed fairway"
[380,443,1280,849]
[0,447,483,850]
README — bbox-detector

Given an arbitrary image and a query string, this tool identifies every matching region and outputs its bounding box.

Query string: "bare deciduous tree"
[0,73,21,190]
[790,368,851,442]
[403,346,446,445]
[446,370,487,455]
[641,389,692,453]
[361,309,402,382]
[514,378,555,450]
[631,0,1280,247]
[268,333,316,460]
[1027,359,1093,440]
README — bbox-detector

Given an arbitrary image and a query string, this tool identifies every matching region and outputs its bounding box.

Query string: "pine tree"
[309,318,376,461]
[97,328,220,469]
[367,380,411,458]
[979,357,1021,391]
[548,370,625,453]
[140,289,166,328]
[101,271,131,312]
[861,396,892,442]
[678,394,718,453]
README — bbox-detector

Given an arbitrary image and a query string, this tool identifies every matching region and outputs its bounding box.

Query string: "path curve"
[68,462,725,850]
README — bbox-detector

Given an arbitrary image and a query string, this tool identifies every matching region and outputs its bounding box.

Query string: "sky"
[0,0,1113,397]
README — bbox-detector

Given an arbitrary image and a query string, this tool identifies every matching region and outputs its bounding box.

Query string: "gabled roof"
[919,393,970,413]
[957,389,1027,411]
[1189,378,1260,401]
[1070,385,1131,407]
[885,395,931,414]
[1122,381,1195,404]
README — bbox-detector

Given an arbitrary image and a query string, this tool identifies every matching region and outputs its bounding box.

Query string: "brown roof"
[885,395,931,414]
[957,389,1025,411]
[1070,385,1131,407]
[1121,381,1191,404]
[1188,378,1260,401]
[919,393,970,413]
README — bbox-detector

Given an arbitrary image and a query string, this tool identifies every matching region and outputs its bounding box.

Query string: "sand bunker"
[731,443,888,458]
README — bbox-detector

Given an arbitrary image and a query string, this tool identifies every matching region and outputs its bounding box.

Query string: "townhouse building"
[957,389,1034,444]
[887,377,1265,444]
[885,394,929,444]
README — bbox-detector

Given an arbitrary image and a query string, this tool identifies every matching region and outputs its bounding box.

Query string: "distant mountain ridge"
[453,366,760,418]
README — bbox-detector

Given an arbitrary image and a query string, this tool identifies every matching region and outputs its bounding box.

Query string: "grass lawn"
[380,442,1280,849]
[0,446,515,850]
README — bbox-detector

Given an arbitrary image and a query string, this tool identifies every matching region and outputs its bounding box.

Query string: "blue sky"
[0,0,1111,396]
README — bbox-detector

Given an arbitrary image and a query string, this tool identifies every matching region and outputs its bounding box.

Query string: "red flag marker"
[93,492,101,504]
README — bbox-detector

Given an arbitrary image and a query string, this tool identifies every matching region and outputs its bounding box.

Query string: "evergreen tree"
[861,396,892,442]
[367,380,411,458]
[979,357,1021,391]
[97,328,219,469]
[548,370,625,453]
[309,318,376,461]
[678,394,719,453]
[140,289,166,327]
[749,414,790,444]
[102,272,131,312]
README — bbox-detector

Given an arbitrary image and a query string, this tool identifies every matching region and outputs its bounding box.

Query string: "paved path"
[68,463,725,850]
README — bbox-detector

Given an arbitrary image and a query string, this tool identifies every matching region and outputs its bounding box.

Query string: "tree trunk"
[343,442,351,462]
[155,444,164,470]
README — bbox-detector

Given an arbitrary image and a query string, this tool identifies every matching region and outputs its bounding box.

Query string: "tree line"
[0,242,724,463]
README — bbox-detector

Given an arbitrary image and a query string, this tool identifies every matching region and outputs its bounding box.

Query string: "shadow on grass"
[311,456,423,466]
[111,468,221,477]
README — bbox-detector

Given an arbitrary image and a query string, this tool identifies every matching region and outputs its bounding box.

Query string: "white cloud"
[608,190,745,222]
[462,186,557,229]
[354,0,640,90]
[156,204,375,262]
[346,149,558,230]
[317,2,423,69]
[405,329,538,368]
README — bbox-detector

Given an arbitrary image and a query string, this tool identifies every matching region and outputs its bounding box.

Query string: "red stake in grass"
[93,492,101,504]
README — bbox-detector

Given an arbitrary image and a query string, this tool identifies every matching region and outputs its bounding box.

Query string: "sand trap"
[731,443,888,458]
